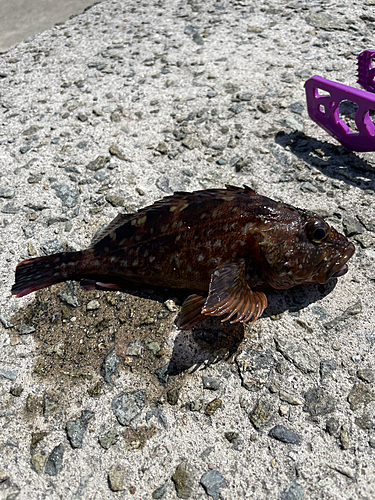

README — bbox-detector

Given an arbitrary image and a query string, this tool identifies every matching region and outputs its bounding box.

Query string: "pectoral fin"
[179,294,207,329]
[202,260,267,324]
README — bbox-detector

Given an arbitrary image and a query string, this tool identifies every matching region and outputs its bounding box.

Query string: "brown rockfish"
[12,185,355,329]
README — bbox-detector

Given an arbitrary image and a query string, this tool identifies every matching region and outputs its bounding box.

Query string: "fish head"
[262,210,355,289]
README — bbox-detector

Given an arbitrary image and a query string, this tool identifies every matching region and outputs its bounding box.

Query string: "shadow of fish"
[12,185,355,329]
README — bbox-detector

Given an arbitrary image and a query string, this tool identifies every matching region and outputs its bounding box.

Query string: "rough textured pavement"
[0,1,375,499]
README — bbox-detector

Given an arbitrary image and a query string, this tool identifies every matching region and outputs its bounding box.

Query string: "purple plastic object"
[305,75,375,152]
[357,49,375,93]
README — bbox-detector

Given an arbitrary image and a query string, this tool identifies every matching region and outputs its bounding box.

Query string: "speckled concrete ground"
[0,1,375,499]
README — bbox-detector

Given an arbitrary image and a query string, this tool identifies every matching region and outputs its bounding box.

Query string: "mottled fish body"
[12,186,355,328]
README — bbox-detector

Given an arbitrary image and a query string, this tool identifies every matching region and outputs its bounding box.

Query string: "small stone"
[108,464,126,492]
[105,195,125,207]
[88,381,101,397]
[202,376,221,391]
[152,481,169,499]
[190,399,203,412]
[109,144,127,160]
[41,239,64,255]
[1,203,19,214]
[167,386,181,405]
[46,340,65,358]
[268,425,300,445]
[355,413,374,430]
[99,428,119,449]
[357,368,374,384]
[66,410,95,449]
[0,314,14,328]
[257,102,272,114]
[111,390,146,426]
[145,409,168,430]
[155,361,177,387]
[100,347,119,385]
[284,115,304,132]
[340,423,350,450]
[369,437,375,449]
[279,481,304,500]
[236,348,276,392]
[31,451,47,473]
[45,444,64,476]
[52,184,79,208]
[348,383,375,411]
[87,300,100,311]
[28,242,37,256]
[181,137,200,150]
[164,299,178,312]
[250,399,274,429]
[57,281,80,307]
[44,393,59,416]
[200,470,226,500]
[77,113,87,122]
[275,338,317,374]
[156,142,168,154]
[224,432,242,450]
[355,233,375,248]
[330,463,356,479]
[0,187,14,198]
[10,385,23,397]
[280,405,289,416]
[25,394,43,414]
[145,340,160,355]
[172,461,195,499]
[0,366,18,381]
[304,387,336,416]
[324,300,362,330]
[205,398,222,416]
[326,417,340,436]
[320,360,337,381]
[86,156,109,171]
[342,216,364,237]
[279,390,303,405]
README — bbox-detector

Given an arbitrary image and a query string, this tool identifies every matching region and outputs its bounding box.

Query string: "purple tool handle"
[305,75,375,152]
[357,49,375,93]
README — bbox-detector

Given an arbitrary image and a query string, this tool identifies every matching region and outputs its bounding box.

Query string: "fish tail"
[12,252,82,298]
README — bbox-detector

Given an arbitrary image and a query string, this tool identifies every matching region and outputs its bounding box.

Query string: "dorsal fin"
[89,213,133,248]
[225,184,257,196]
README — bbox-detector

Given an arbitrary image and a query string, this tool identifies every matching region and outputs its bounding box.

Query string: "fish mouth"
[317,243,355,284]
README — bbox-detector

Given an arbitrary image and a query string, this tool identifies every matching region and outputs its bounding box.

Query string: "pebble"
[86,300,100,311]
[146,409,168,430]
[279,481,304,500]
[236,348,275,391]
[108,464,126,492]
[52,183,79,208]
[100,347,119,384]
[205,398,222,416]
[250,399,275,429]
[0,188,14,198]
[347,383,375,411]
[40,239,64,255]
[0,314,14,328]
[357,368,374,384]
[172,461,195,499]
[109,144,127,161]
[43,393,59,416]
[9,386,23,397]
[152,481,169,499]
[154,361,177,387]
[303,387,336,416]
[111,390,146,426]
[202,376,221,391]
[200,470,226,500]
[340,424,350,450]
[330,463,355,480]
[275,338,317,374]
[354,413,374,431]
[66,410,95,449]
[279,390,303,406]
[324,300,362,330]
[268,425,300,445]
[98,428,119,449]
[57,281,80,307]
[181,137,200,150]
[105,195,125,207]
[326,417,340,436]
[167,386,181,406]
[320,360,337,381]
[86,156,109,171]
[0,366,18,381]
[45,444,64,476]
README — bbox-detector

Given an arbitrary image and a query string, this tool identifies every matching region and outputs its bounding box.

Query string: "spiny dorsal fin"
[89,213,133,248]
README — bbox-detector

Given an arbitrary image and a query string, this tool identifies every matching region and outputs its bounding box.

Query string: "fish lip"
[317,243,355,283]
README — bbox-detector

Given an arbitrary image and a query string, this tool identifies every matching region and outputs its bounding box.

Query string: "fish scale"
[12,185,355,329]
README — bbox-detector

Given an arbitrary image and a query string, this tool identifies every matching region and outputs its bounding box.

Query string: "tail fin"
[12,252,80,298]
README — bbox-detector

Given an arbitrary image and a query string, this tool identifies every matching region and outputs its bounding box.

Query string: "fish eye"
[307,220,329,243]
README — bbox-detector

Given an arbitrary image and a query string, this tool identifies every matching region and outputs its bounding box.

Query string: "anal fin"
[80,279,122,291]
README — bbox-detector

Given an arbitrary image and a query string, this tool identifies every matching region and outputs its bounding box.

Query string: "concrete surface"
[0,0,375,499]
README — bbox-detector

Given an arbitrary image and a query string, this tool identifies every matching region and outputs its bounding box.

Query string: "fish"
[12,185,355,329]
